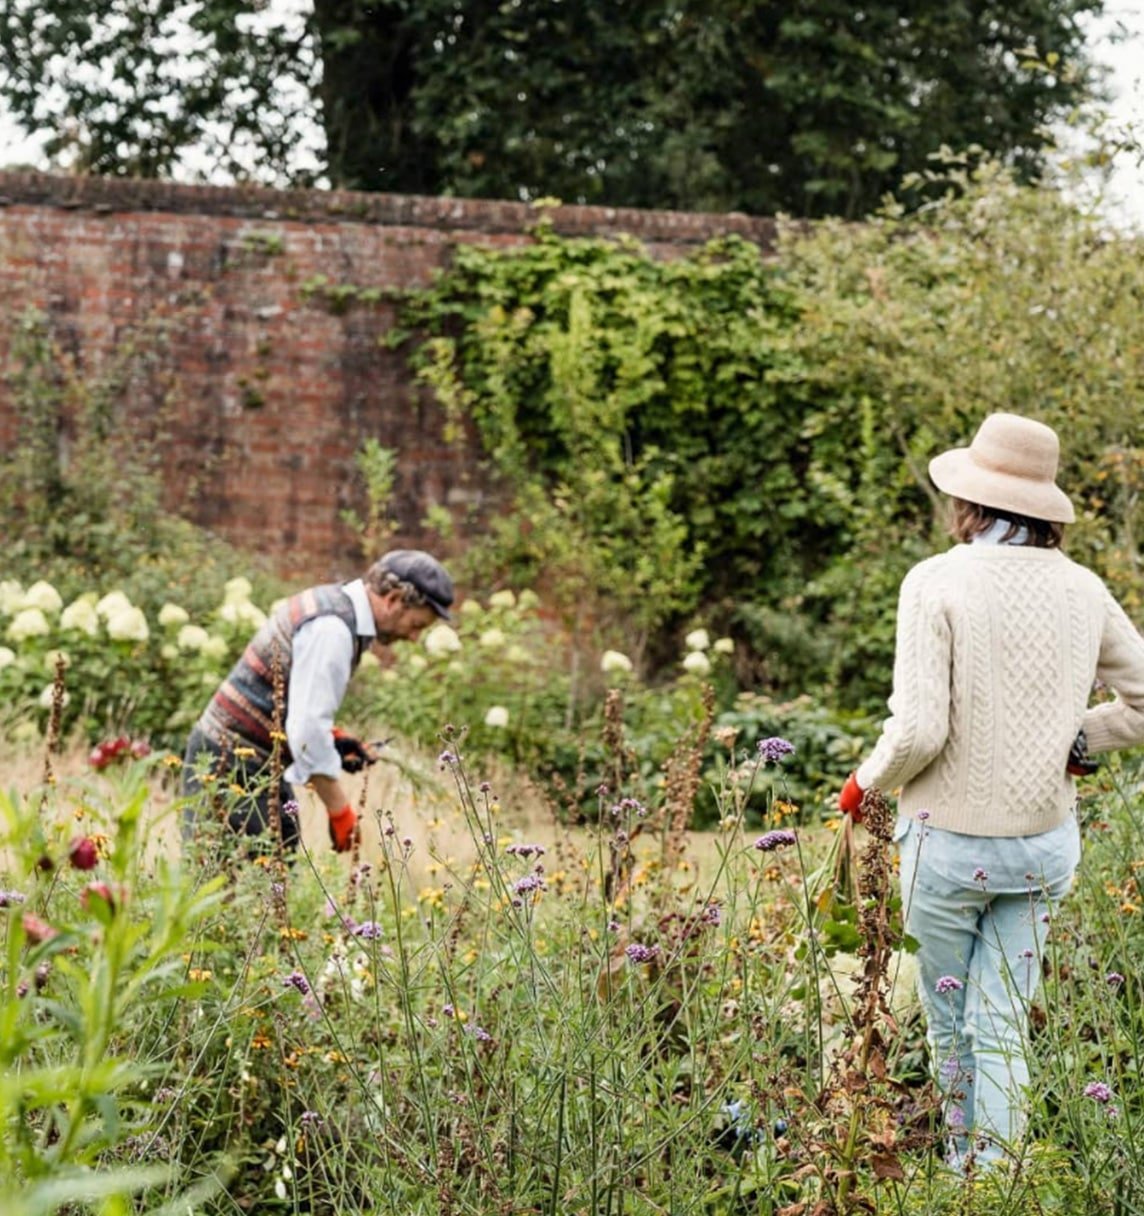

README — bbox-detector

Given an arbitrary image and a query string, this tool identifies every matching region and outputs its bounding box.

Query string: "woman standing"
[838,412,1144,1169]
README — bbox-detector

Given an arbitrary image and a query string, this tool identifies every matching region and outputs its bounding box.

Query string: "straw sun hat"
[928,412,1075,524]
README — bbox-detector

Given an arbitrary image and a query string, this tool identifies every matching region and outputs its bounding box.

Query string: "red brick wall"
[0,173,777,581]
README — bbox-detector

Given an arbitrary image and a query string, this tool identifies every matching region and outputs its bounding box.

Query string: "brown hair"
[363,563,430,607]
[949,498,1064,549]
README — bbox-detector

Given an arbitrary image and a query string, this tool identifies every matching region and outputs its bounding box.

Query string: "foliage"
[0,760,227,1214]
[396,227,817,656]
[398,167,1144,711]
[0,0,320,185]
[4,722,1144,1213]
[0,1,1103,216]
[340,438,399,560]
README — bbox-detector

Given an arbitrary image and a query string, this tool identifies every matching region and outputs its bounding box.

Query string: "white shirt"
[284,579,375,784]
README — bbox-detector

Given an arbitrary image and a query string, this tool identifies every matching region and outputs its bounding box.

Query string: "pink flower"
[21,914,58,944]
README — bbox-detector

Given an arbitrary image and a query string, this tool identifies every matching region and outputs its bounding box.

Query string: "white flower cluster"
[0,578,272,672]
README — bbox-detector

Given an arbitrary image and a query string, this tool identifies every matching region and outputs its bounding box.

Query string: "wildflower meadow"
[2,576,1144,1216]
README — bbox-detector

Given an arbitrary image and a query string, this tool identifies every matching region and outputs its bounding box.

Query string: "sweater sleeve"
[1081,591,1144,755]
[856,564,952,794]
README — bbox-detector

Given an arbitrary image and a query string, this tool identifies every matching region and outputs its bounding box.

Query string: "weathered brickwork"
[0,172,776,580]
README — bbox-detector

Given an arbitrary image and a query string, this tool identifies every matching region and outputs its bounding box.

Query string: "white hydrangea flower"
[600,649,633,674]
[484,705,509,728]
[224,576,253,605]
[238,601,267,629]
[38,684,69,709]
[13,720,39,742]
[714,637,735,654]
[460,599,483,617]
[407,653,428,673]
[423,624,462,657]
[0,645,16,668]
[60,597,100,636]
[106,606,150,642]
[488,590,517,609]
[177,624,210,651]
[447,659,465,675]
[479,628,506,649]
[0,580,24,615]
[7,608,50,641]
[685,628,710,652]
[359,650,380,669]
[158,602,190,628]
[682,650,711,676]
[21,581,63,614]
[43,649,70,672]
[518,589,540,610]
[200,635,229,661]
[160,643,179,660]
[96,590,133,619]
[504,644,530,665]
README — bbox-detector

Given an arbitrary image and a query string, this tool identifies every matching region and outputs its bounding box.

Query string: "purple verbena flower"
[503,841,544,860]
[1084,1081,1113,1104]
[935,975,965,995]
[464,1024,493,1042]
[300,1110,323,1128]
[352,920,384,940]
[1107,972,1126,987]
[281,800,300,819]
[916,810,931,822]
[438,750,458,769]
[973,867,988,884]
[282,970,311,996]
[753,829,797,853]
[442,1003,455,1018]
[607,919,621,933]
[701,904,721,926]
[0,890,27,908]
[1019,948,1035,960]
[513,874,545,895]
[757,737,796,765]
[625,943,660,964]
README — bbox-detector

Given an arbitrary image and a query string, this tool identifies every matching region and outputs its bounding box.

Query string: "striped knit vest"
[196,584,365,756]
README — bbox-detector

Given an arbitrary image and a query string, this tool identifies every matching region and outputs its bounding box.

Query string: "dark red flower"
[68,836,99,871]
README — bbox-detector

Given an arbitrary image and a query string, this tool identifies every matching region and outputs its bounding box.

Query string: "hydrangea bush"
[0,576,266,747]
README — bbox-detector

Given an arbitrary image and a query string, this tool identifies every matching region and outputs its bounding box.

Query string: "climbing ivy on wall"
[396,166,1144,706]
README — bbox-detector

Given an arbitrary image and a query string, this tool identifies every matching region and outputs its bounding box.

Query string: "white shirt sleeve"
[284,615,355,784]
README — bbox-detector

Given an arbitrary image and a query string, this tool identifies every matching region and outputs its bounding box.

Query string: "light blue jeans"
[896,813,1081,1169]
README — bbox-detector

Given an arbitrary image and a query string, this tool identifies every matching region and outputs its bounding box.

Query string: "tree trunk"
[309,0,438,194]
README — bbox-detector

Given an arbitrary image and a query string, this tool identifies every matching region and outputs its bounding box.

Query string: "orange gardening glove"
[327,803,358,853]
[838,772,865,823]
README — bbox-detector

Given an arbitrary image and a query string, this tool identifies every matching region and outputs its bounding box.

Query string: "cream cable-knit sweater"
[856,544,1144,836]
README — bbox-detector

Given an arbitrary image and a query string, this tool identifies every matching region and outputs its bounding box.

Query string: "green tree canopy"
[0,0,1104,216]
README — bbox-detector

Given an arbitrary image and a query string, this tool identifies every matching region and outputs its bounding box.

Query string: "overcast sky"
[0,3,1141,227]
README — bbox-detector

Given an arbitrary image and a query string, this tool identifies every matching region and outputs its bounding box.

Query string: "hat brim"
[929,448,1075,524]
[428,598,453,621]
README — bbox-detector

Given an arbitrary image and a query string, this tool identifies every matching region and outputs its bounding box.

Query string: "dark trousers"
[181,726,299,849]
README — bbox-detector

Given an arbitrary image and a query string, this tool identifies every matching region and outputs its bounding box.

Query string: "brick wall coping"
[0,170,778,248]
